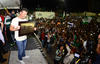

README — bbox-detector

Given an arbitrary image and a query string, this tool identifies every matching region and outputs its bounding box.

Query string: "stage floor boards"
[9,49,48,64]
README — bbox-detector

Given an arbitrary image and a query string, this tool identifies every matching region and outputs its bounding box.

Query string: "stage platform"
[9,49,48,64]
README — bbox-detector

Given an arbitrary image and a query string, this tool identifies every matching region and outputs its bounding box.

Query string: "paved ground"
[9,49,48,64]
[8,37,48,64]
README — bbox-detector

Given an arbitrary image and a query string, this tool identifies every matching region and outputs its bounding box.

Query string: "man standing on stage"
[10,8,29,64]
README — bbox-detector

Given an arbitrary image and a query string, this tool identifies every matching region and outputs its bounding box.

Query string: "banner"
[35,11,55,19]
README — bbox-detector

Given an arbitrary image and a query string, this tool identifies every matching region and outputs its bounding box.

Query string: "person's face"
[12,11,15,14]
[76,39,79,43]
[20,11,27,19]
[60,46,64,50]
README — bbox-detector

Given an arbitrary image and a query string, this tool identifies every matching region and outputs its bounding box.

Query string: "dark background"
[21,0,100,12]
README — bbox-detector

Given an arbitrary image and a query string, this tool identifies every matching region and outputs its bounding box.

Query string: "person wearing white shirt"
[10,8,29,64]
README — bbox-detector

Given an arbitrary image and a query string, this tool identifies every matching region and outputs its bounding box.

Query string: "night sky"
[22,0,100,12]
[22,0,62,10]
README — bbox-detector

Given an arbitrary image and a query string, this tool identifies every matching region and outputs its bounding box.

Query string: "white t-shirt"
[11,17,27,41]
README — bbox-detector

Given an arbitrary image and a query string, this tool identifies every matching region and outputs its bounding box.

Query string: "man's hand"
[14,26,20,30]
[10,25,20,31]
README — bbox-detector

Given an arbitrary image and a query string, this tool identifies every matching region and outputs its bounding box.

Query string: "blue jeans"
[16,39,27,60]
[41,40,44,47]
[47,43,51,53]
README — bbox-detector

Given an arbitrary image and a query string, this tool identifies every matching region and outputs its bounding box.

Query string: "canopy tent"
[0,0,20,9]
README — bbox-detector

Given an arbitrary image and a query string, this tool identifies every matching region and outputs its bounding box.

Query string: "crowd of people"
[0,9,100,64]
[35,16,100,64]
[0,9,16,63]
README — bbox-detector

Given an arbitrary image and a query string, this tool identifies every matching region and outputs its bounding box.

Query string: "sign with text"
[19,21,35,36]
[35,11,55,19]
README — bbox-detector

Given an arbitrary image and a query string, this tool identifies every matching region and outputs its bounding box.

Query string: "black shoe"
[0,58,7,63]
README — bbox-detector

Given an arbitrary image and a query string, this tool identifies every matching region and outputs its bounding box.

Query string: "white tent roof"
[0,0,20,9]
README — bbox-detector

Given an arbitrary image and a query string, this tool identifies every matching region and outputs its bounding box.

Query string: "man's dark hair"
[20,8,28,12]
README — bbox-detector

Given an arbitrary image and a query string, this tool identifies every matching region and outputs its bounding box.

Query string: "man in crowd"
[10,8,29,64]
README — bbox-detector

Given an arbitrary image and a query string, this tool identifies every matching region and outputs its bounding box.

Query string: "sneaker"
[19,60,25,64]
[23,56,30,59]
